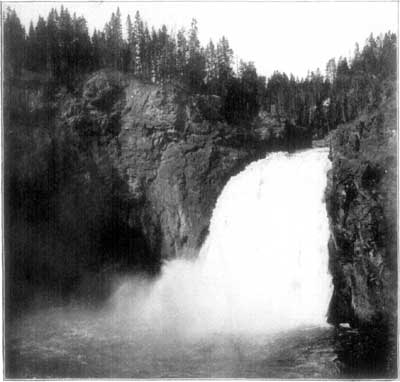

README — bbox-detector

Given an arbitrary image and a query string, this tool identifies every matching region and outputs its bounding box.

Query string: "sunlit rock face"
[111,148,333,335]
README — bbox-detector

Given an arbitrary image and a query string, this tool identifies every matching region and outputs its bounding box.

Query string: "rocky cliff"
[325,81,397,373]
[5,70,307,309]
[66,70,298,261]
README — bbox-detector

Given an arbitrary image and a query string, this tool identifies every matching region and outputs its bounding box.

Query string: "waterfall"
[112,148,333,336]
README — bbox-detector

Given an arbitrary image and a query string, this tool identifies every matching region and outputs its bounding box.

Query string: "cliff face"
[70,71,291,261]
[5,70,305,308]
[325,81,397,330]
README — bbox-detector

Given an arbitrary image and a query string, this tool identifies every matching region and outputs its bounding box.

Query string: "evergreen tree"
[4,8,26,77]
[239,61,260,118]
[380,32,397,79]
[205,40,218,92]
[47,8,60,76]
[142,24,152,80]
[216,36,233,96]
[176,28,188,80]
[91,29,107,70]
[133,11,144,76]
[72,13,92,74]
[104,8,123,69]
[35,16,48,70]
[58,6,73,83]
[26,21,37,71]
[126,15,135,72]
[185,18,205,90]
[325,58,336,83]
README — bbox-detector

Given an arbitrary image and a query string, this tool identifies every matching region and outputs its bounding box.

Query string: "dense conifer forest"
[4,6,397,132]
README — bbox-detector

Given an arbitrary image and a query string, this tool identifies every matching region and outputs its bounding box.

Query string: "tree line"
[264,32,396,137]
[4,6,397,130]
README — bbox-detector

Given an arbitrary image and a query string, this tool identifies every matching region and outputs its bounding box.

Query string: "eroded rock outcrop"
[325,81,397,330]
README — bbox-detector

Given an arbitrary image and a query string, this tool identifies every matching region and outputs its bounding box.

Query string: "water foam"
[110,148,333,336]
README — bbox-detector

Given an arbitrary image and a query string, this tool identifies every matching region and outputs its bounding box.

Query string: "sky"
[4,1,398,79]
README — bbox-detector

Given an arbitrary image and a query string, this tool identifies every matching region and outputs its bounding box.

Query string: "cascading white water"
[112,148,333,336]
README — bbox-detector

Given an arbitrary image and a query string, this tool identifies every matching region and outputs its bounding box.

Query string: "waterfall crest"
[112,148,333,335]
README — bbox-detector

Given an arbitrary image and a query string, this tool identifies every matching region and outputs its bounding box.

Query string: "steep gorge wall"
[5,70,304,309]
[325,81,397,332]
[75,71,291,261]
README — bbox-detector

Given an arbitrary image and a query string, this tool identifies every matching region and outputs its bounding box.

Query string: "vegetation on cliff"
[4,6,396,133]
[325,78,397,375]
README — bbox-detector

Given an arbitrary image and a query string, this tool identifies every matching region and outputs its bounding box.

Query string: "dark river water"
[5,306,394,379]
[6,307,336,378]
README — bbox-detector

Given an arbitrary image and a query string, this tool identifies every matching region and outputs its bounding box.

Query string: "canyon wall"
[325,80,397,372]
[5,70,309,309]
[64,70,298,262]
[326,80,396,328]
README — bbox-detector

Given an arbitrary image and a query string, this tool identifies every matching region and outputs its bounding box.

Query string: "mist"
[103,148,333,338]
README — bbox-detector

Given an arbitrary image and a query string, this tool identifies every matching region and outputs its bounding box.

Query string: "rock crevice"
[325,82,396,330]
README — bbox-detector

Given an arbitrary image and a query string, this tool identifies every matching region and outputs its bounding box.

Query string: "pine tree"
[126,15,135,72]
[158,24,174,82]
[216,36,233,96]
[91,29,107,70]
[133,11,144,76]
[141,24,152,80]
[114,7,123,70]
[104,8,123,70]
[35,16,48,71]
[239,61,260,118]
[188,19,200,58]
[58,6,73,82]
[26,21,37,71]
[205,40,217,91]
[4,8,26,77]
[325,58,336,83]
[72,13,92,74]
[47,8,61,76]
[380,32,396,79]
[176,28,188,80]
[184,19,205,90]
[363,33,379,76]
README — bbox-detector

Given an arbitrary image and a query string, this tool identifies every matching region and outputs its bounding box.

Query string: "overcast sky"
[5,1,398,79]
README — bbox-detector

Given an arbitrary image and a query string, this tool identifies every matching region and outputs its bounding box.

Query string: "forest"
[4,6,397,133]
